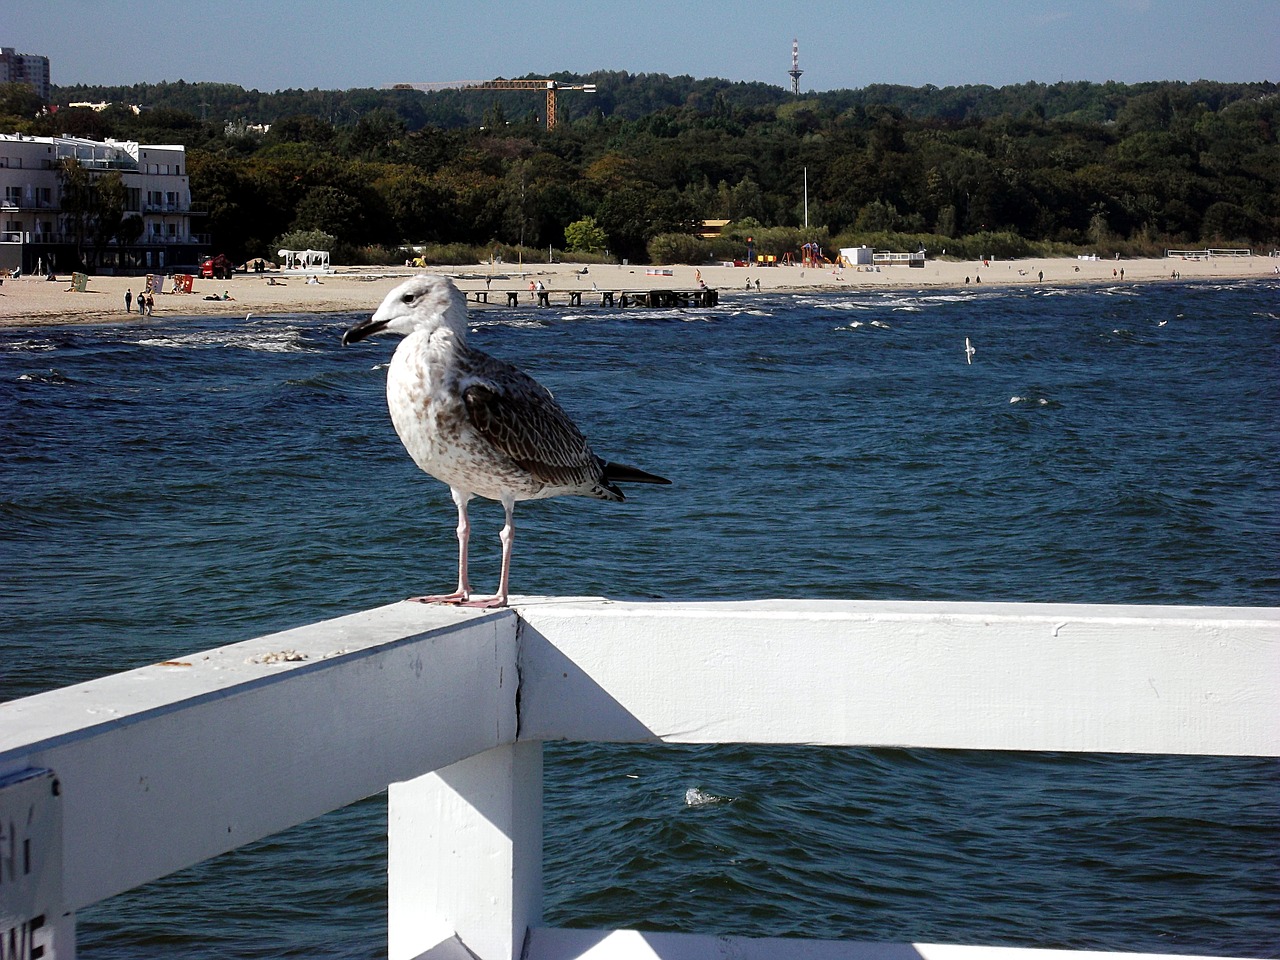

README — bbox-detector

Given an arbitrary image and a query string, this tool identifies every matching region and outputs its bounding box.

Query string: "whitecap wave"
[16,369,73,385]
[684,786,732,807]
[1009,395,1059,407]
[131,323,319,353]
[2,337,62,353]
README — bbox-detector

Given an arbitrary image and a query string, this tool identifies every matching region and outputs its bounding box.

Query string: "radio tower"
[789,38,804,95]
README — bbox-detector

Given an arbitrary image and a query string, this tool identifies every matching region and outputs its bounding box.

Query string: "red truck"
[201,255,235,280]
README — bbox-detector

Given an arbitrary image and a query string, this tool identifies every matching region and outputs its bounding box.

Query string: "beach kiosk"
[839,246,874,267]
[278,248,332,274]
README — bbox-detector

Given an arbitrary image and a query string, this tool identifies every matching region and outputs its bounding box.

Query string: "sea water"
[2,279,1277,957]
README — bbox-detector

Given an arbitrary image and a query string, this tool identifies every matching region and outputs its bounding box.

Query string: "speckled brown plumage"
[342,274,669,607]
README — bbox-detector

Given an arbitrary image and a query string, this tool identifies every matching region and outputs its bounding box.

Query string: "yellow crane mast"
[390,79,597,131]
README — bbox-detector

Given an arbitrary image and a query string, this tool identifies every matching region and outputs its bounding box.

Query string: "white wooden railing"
[2,598,1277,960]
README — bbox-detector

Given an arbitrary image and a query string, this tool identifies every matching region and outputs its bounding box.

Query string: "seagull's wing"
[461,352,603,490]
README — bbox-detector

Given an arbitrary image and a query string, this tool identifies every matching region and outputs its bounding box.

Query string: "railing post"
[387,742,543,960]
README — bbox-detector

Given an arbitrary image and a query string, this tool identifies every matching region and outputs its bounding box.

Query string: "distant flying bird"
[342,275,670,607]
[965,337,976,364]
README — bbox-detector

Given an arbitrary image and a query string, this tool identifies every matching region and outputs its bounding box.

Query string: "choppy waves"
[3,279,1278,957]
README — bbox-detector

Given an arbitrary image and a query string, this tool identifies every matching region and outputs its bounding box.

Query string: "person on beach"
[125,289,132,312]
[137,293,145,315]
[145,292,154,316]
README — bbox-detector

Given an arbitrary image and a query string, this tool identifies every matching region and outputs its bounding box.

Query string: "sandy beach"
[0,255,1274,328]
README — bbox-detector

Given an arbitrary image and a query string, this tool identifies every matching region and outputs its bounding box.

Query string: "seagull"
[342,275,670,608]
[965,337,976,364]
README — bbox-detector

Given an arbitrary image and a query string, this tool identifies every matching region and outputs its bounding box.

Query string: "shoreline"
[0,255,1274,328]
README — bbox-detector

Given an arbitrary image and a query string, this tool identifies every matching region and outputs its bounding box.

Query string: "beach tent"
[277,249,332,273]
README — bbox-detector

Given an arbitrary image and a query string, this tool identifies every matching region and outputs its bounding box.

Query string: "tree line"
[3,73,1276,265]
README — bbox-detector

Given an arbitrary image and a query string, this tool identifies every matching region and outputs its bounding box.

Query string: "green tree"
[564,216,607,253]
[56,160,127,269]
[647,232,710,264]
[49,73,1280,252]
[292,185,359,240]
[91,171,127,265]
[0,82,44,122]
[273,228,337,252]
[345,108,407,159]
[855,200,903,232]
[266,115,337,146]
[118,214,144,247]
[374,167,447,242]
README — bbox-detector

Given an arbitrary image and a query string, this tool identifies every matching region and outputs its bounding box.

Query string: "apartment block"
[0,133,208,275]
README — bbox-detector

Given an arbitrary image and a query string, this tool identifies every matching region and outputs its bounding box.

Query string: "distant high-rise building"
[1,46,51,102]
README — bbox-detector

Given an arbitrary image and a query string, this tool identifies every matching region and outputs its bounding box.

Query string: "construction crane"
[389,79,597,131]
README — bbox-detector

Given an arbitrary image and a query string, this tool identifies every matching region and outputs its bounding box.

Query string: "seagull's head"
[342,275,469,346]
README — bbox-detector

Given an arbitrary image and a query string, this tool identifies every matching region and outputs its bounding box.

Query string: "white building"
[0,133,208,275]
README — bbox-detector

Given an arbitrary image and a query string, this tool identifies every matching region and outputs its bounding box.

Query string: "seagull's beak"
[342,316,390,346]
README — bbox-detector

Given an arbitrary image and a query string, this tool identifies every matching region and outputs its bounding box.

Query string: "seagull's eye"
[401,293,415,304]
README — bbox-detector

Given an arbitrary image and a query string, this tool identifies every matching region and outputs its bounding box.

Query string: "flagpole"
[804,167,809,229]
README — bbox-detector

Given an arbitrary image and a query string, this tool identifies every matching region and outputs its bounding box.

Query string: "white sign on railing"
[0,769,62,960]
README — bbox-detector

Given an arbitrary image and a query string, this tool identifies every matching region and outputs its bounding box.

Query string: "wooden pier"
[465,287,719,309]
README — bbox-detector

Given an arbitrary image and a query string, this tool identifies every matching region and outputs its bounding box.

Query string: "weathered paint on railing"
[1,602,515,912]
[1,598,1276,960]
[515,599,1279,756]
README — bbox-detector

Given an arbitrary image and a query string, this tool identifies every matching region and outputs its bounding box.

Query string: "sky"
[6,0,1278,93]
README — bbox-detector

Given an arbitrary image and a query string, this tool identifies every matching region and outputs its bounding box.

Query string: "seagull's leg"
[464,496,514,609]
[411,488,473,604]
